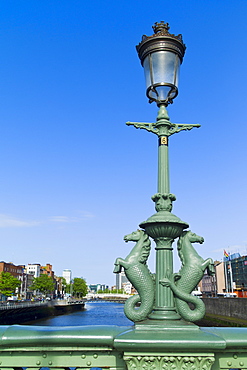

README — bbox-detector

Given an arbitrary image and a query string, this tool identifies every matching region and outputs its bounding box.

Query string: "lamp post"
[115,21,214,325]
[114,21,215,325]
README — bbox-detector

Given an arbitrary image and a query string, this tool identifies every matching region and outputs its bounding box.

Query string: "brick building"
[0,261,24,278]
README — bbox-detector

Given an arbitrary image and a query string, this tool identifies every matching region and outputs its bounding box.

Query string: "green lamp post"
[114,22,215,325]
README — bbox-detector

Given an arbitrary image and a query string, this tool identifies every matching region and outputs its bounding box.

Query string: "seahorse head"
[124,230,151,264]
[178,230,204,250]
[177,230,204,267]
[124,229,144,242]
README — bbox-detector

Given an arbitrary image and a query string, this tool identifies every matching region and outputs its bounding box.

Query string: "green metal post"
[126,105,201,321]
[150,105,179,320]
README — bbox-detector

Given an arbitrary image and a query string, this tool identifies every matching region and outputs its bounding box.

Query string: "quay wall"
[0,302,85,325]
[202,297,247,321]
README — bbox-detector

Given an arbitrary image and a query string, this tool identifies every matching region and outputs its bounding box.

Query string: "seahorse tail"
[124,294,154,322]
[175,296,205,322]
[169,281,205,322]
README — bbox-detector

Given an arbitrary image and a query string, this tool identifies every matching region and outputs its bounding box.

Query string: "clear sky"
[0,1,247,286]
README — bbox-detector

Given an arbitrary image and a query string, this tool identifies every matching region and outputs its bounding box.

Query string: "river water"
[25,301,229,327]
[26,301,133,326]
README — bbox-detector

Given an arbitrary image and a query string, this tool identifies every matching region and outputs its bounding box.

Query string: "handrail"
[0,325,247,370]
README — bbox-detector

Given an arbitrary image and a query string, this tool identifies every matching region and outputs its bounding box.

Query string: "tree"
[30,274,55,295]
[0,272,21,297]
[65,283,72,294]
[111,288,123,294]
[72,277,87,298]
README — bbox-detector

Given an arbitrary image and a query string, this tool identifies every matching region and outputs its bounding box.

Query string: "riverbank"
[0,300,85,325]
[196,313,247,327]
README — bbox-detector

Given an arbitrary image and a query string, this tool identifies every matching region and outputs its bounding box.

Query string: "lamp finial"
[152,21,170,34]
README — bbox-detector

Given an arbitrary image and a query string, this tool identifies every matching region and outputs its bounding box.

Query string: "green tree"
[98,288,110,294]
[72,277,87,298]
[111,288,123,294]
[65,283,72,294]
[30,274,55,295]
[0,272,21,297]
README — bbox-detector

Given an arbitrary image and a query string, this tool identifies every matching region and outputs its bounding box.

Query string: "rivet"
[69,352,72,356]
[93,354,98,359]
[233,354,238,359]
[81,354,86,359]
[227,361,232,366]
[42,354,47,358]
[87,361,91,366]
[240,362,244,366]
[36,361,41,365]
[49,361,52,365]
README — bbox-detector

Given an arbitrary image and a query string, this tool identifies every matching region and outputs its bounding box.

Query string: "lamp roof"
[136,21,186,65]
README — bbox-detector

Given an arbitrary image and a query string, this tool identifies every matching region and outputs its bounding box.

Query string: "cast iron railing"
[0,325,247,370]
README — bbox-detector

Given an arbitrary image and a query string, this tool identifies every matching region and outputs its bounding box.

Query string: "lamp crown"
[138,21,186,57]
[152,21,170,34]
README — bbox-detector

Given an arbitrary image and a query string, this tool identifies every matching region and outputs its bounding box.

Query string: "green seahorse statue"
[160,230,215,322]
[113,230,155,322]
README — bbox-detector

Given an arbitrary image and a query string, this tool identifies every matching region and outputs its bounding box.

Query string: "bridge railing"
[0,301,48,310]
[1,324,247,370]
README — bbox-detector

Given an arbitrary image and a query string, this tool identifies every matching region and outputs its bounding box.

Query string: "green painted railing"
[1,324,247,370]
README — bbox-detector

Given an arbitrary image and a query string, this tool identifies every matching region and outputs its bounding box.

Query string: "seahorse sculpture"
[160,230,215,322]
[113,229,155,322]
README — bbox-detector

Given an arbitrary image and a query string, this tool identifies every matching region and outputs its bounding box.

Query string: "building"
[88,284,101,293]
[225,254,247,297]
[26,264,41,278]
[19,271,34,300]
[41,263,54,279]
[116,271,129,290]
[122,281,132,294]
[0,261,24,278]
[199,254,247,297]
[63,269,72,285]
[215,261,225,294]
[0,261,32,300]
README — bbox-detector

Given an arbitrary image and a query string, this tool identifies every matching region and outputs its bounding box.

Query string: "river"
[24,301,235,327]
[26,301,133,326]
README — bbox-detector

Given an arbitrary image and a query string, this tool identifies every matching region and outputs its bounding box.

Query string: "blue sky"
[0,1,247,286]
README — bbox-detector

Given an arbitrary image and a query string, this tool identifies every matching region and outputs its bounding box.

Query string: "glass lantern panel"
[151,51,179,86]
[143,51,180,101]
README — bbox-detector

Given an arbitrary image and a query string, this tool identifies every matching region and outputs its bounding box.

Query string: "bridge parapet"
[1,324,247,370]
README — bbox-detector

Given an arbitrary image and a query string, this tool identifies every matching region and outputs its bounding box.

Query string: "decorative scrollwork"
[124,355,215,370]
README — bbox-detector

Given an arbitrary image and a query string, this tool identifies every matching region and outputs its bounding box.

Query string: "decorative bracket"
[169,123,201,135]
[126,121,200,137]
[126,121,158,135]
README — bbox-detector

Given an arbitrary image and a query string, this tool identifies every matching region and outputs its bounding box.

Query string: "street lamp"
[115,22,215,325]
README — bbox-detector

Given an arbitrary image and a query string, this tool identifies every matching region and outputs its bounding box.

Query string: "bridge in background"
[86,293,129,303]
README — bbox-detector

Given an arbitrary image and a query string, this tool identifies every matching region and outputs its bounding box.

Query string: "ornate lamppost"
[114,22,215,325]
